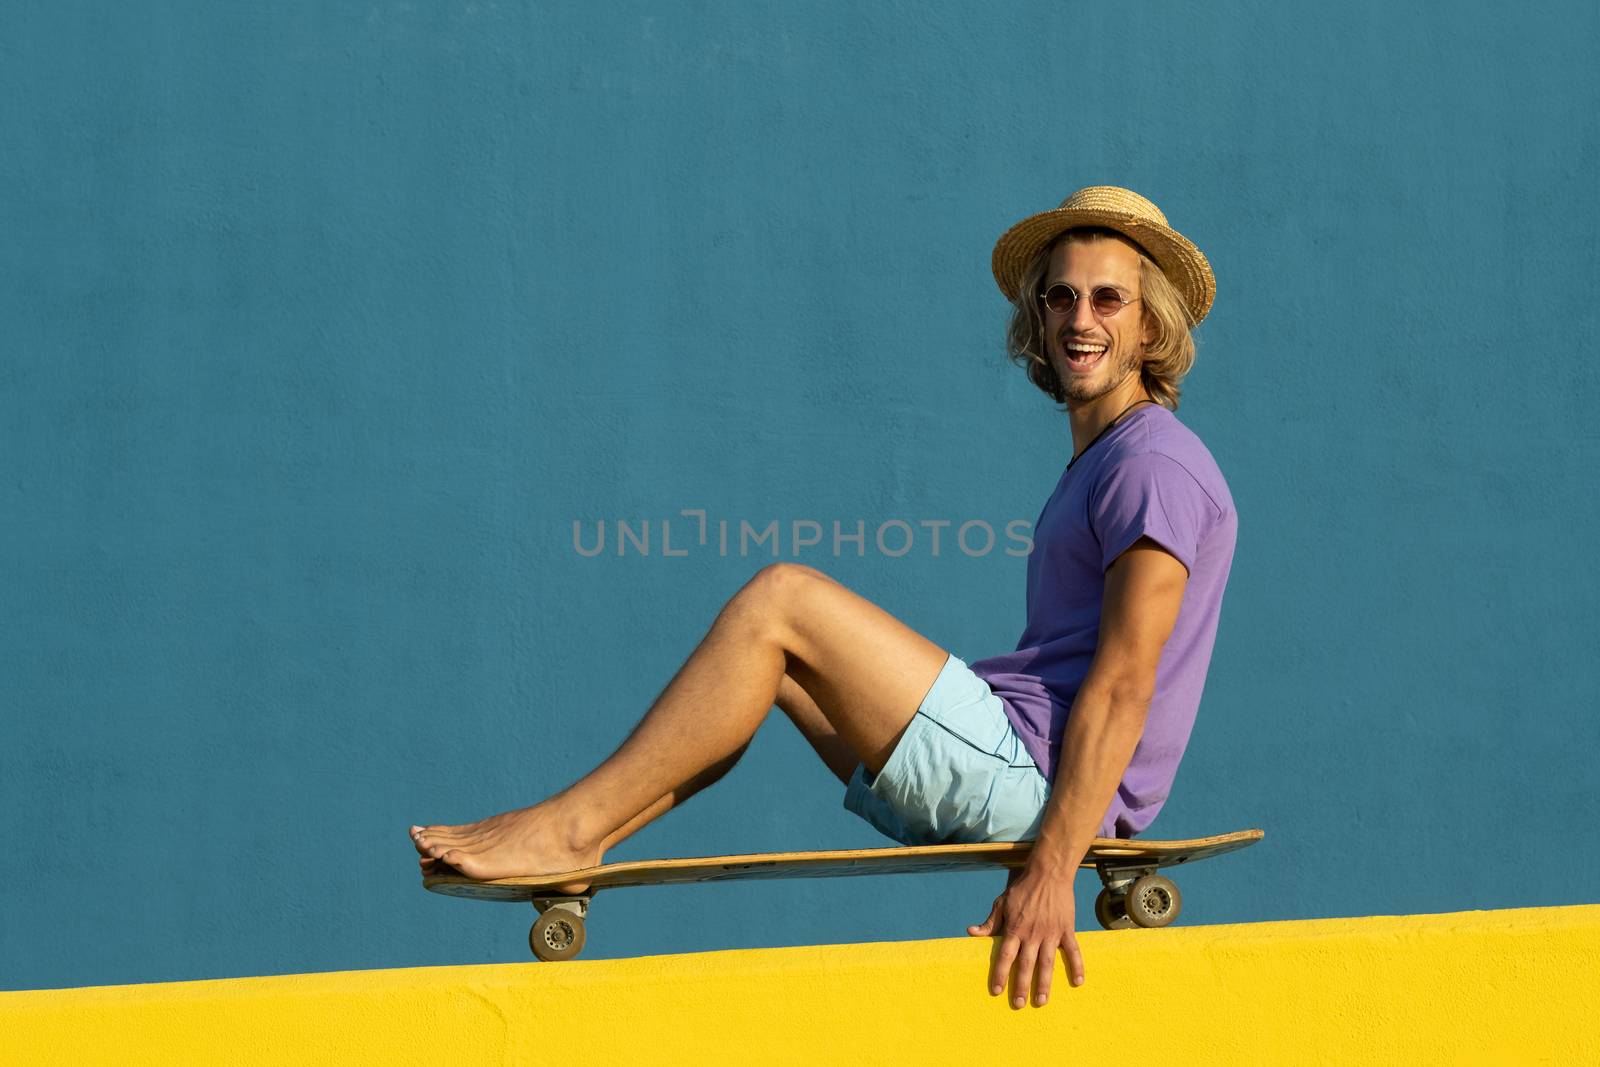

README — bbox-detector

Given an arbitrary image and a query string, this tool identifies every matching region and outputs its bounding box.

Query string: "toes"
[441,849,506,880]
[417,826,475,847]
[416,825,497,859]
[413,831,449,856]
[418,835,486,860]
[440,849,478,878]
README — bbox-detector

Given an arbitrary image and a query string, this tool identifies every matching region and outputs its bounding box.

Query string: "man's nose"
[1069,295,1099,333]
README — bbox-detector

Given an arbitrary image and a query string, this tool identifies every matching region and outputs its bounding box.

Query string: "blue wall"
[4,1,1597,990]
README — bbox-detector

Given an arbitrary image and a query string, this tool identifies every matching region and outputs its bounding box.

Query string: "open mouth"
[1063,342,1107,373]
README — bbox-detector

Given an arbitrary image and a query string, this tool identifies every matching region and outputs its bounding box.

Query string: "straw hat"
[990,185,1215,326]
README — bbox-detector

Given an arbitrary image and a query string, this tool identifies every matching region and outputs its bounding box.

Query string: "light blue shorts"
[843,653,1051,846]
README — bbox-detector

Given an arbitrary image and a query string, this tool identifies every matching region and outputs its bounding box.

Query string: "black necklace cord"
[1066,398,1157,471]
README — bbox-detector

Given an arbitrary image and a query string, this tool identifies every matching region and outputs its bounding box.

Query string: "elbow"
[1104,675,1156,725]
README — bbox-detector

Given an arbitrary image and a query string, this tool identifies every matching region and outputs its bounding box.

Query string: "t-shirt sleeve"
[1089,452,1219,574]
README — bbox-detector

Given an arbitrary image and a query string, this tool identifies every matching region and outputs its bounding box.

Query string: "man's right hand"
[967,862,1085,1009]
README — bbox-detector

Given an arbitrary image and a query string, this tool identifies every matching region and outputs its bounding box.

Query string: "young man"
[410,185,1236,1010]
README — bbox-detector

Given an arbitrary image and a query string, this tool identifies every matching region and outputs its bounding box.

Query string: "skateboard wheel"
[529,909,587,962]
[1094,888,1136,930]
[1124,875,1181,928]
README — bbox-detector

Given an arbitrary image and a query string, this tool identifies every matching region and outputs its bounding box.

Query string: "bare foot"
[409,803,604,892]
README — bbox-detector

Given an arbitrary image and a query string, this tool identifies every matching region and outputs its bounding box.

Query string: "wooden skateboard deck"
[422,829,1263,961]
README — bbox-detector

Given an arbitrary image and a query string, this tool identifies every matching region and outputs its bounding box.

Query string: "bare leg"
[416,674,859,877]
[571,673,857,850]
[410,563,945,881]
[415,675,858,878]
[772,671,861,786]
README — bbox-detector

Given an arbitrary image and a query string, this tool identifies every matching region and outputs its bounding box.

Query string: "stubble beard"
[1053,337,1143,407]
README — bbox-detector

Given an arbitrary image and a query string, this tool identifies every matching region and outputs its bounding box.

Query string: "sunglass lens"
[1043,285,1075,314]
[1091,288,1125,316]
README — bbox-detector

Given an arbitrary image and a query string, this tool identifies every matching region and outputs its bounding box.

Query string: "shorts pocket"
[977,767,1050,842]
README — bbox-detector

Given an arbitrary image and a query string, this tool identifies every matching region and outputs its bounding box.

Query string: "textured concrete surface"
[4,906,1598,1064]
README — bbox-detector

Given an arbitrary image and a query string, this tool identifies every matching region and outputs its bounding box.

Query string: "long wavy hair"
[1005,227,1198,410]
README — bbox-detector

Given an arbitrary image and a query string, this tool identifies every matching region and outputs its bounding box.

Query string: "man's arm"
[967,536,1188,1008]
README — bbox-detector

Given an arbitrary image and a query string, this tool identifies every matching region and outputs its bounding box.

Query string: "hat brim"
[991,207,1216,327]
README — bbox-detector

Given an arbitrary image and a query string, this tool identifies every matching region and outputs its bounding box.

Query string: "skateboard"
[422,828,1263,961]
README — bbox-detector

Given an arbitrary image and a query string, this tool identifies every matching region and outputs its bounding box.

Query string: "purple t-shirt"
[968,403,1237,838]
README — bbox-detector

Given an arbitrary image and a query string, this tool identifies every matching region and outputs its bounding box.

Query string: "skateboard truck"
[529,896,591,962]
[1093,862,1182,930]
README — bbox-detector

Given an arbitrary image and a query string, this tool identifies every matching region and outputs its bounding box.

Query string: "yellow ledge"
[4,905,1597,1065]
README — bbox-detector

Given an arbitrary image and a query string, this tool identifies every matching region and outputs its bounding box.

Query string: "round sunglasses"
[1038,283,1141,319]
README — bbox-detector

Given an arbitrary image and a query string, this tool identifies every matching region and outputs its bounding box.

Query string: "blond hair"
[1004,228,1198,410]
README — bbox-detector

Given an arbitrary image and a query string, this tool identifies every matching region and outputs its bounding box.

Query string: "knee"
[743,562,830,605]
[726,562,830,635]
